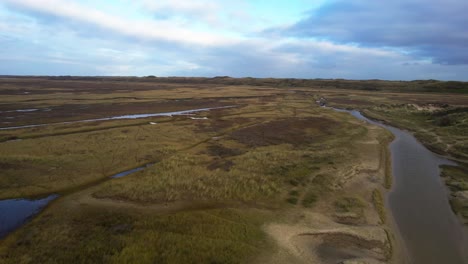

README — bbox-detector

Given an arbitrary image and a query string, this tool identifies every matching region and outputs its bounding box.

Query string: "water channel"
[0,106,233,130]
[337,108,468,264]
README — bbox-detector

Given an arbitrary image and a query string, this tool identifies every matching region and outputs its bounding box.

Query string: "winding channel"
[337,108,468,264]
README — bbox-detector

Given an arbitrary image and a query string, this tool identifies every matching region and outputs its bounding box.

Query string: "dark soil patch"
[230,117,339,147]
[328,98,377,106]
[320,233,384,251]
[195,116,254,134]
[206,144,245,158]
[313,233,386,263]
[0,161,22,170]
[207,158,234,171]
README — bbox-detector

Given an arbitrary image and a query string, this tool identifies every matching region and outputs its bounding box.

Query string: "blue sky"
[1,0,467,80]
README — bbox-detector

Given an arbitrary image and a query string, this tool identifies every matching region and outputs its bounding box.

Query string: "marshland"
[0,76,467,263]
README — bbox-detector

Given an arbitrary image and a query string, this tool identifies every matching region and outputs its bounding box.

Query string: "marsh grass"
[0,206,272,264]
[376,131,395,190]
[94,151,281,203]
[0,88,396,263]
[0,120,206,199]
[441,165,468,191]
[334,196,366,216]
[372,189,386,224]
[93,103,368,206]
[441,165,468,220]
[363,106,468,162]
[301,191,318,208]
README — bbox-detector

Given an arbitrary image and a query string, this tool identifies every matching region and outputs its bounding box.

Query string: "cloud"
[3,0,237,46]
[2,0,468,80]
[136,0,220,24]
[281,0,468,65]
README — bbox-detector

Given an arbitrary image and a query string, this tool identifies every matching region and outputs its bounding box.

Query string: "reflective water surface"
[341,109,468,264]
[0,195,58,239]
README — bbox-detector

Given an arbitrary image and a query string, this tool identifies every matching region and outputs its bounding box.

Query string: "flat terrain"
[0,76,466,263]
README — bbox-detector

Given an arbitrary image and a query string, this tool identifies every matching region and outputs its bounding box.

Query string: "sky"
[1,0,467,80]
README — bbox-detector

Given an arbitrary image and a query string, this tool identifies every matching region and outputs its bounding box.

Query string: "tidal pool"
[0,195,58,239]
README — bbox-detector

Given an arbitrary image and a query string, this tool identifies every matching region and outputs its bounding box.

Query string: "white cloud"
[4,0,238,46]
[2,0,468,80]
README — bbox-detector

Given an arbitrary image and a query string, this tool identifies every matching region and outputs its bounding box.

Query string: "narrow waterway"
[0,106,233,130]
[339,109,468,264]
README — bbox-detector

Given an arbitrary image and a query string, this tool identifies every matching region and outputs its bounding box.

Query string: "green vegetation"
[384,154,393,190]
[372,189,386,224]
[0,206,272,264]
[441,165,468,222]
[334,196,366,215]
[301,191,318,208]
[0,119,203,199]
[0,77,414,263]
[332,196,367,224]
[36,76,468,94]
[442,165,468,192]
[286,197,298,205]
[362,105,468,161]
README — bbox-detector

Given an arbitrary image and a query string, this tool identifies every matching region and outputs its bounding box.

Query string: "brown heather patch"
[327,98,378,107]
[206,144,245,158]
[194,116,255,134]
[207,158,235,171]
[230,117,339,147]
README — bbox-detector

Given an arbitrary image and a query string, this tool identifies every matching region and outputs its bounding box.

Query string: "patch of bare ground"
[262,212,389,264]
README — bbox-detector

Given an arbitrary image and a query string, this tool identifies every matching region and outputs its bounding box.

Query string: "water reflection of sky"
[0,195,58,239]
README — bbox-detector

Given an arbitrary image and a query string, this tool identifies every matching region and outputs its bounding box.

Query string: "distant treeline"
[1,75,468,94]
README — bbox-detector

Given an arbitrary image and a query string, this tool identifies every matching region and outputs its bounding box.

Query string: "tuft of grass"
[372,189,386,224]
[441,165,468,221]
[384,159,393,189]
[334,196,365,214]
[286,197,298,205]
[377,130,395,190]
[441,165,468,192]
[301,191,318,208]
[273,162,315,187]
[288,190,299,196]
